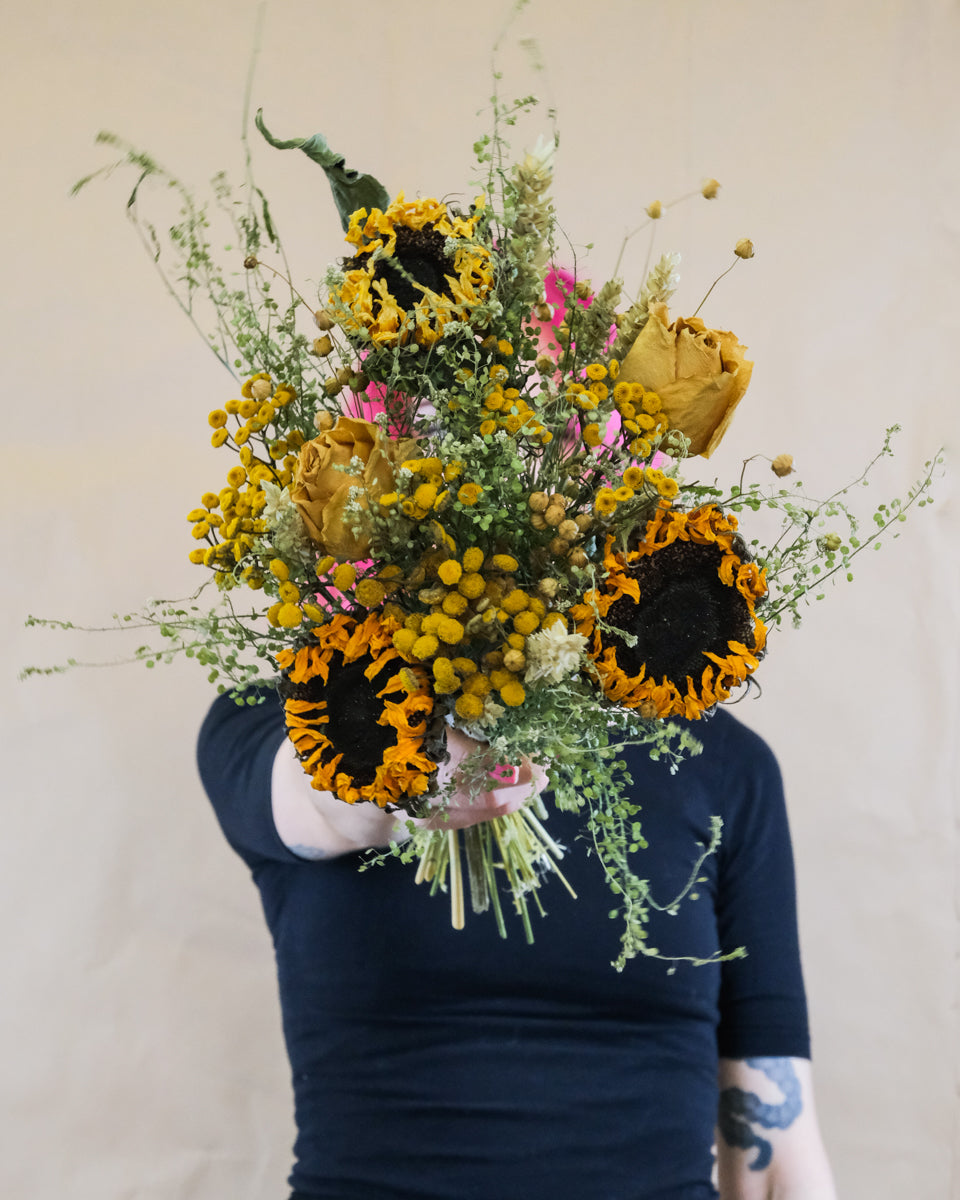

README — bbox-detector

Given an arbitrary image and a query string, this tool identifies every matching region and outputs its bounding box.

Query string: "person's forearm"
[271,740,411,857]
[305,785,413,855]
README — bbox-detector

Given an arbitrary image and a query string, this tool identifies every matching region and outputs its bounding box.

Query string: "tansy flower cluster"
[478,380,551,444]
[188,373,306,587]
[386,544,565,721]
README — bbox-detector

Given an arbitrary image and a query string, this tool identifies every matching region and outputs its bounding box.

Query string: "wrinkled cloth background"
[4,1,958,1197]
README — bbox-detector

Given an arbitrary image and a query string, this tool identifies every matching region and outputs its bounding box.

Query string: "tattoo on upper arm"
[288,843,329,861]
[717,1057,802,1171]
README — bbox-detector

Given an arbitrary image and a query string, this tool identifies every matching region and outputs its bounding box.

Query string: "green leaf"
[255,110,390,231]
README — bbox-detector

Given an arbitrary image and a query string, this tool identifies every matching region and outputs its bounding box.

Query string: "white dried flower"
[262,482,312,561]
[261,481,295,525]
[524,623,588,685]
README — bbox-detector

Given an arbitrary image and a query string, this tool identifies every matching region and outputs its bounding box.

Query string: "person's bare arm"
[715,1057,836,1200]
[271,725,545,859]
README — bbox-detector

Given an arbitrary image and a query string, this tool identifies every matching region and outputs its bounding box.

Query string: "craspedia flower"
[332,193,493,348]
[276,613,443,810]
[569,504,768,720]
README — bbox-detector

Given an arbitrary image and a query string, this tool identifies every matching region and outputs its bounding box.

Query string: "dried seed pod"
[528,491,550,512]
[503,649,526,673]
[567,547,589,568]
[530,512,548,531]
[771,453,794,477]
[544,505,565,527]
[314,309,335,330]
[549,536,571,556]
[558,519,580,541]
[418,586,447,605]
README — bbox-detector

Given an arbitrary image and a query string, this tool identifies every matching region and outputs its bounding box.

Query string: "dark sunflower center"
[604,538,755,685]
[301,656,401,788]
[366,225,455,314]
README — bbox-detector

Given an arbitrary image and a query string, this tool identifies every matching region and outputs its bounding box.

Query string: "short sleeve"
[196,686,301,868]
[714,721,811,1060]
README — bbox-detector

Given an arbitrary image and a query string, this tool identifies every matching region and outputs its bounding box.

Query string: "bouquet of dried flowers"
[27,96,939,969]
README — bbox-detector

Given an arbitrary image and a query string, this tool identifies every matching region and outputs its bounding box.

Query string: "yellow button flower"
[438,560,463,586]
[499,680,526,707]
[277,603,303,629]
[457,483,483,506]
[455,694,485,721]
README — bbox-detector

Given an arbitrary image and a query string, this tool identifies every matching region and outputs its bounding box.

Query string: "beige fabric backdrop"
[4,1,958,1197]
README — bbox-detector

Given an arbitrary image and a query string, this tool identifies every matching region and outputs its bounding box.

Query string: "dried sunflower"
[570,504,768,719]
[332,193,493,347]
[276,612,444,809]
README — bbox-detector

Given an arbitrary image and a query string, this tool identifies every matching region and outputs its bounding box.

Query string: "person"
[198,684,837,1200]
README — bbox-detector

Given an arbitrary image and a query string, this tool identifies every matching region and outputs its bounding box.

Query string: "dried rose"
[291,417,411,560]
[618,302,753,458]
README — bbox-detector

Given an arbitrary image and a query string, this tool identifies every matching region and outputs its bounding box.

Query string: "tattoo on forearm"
[717,1057,802,1171]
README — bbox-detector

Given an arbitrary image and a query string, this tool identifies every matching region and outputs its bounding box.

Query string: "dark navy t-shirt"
[198,689,809,1200]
